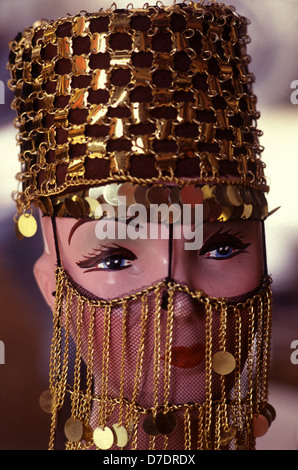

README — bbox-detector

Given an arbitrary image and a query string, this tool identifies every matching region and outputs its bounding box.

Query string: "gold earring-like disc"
[64,417,84,442]
[155,410,177,435]
[112,423,129,447]
[212,351,236,375]
[39,389,53,414]
[17,213,37,237]
[93,425,114,449]
[143,414,159,436]
[253,414,270,438]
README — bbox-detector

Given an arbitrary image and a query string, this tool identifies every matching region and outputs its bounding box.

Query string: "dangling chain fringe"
[47,267,273,450]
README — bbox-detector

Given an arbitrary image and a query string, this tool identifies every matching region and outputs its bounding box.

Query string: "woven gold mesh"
[7,1,268,220]
[44,266,274,451]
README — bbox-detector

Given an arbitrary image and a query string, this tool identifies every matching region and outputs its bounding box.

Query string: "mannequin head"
[8,1,275,450]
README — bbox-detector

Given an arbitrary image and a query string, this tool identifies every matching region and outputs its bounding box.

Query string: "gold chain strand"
[197,405,204,450]
[260,287,273,405]
[55,283,72,411]
[48,268,65,450]
[153,286,162,417]
[218,302,229,435]
[233,305,243,432]
[204,298,213,449]
[163,434,169,451]
[162,286,175,412]
[130,408,141,451]
[83,300,95,427]
[125,293,148,436]
[49,267,64,390]
[184,406,191,451]
[246,300,255,421]
[98,303,111,428]
[72,295,84,421]
[149,434,156,451]
[254,295,264,415]
[117,299,128,428]
[214,402,221,450]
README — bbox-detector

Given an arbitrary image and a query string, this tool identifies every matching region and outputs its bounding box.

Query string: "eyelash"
[77,231,249,272]
[200,231,250,260]
[77,246,137,273]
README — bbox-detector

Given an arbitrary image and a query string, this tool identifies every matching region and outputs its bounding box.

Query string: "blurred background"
[0,0,297,450]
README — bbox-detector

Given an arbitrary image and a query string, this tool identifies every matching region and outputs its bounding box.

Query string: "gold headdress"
[8,1,275,451]
[8,0,270,236]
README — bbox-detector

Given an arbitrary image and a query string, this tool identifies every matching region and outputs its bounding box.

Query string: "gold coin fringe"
[41,267,275,450]
[36,182,268,222]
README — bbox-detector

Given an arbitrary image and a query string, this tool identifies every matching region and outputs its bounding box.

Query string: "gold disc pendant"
[112,423,129,448]
[64,417,84,443]
[17,214,37,238]
[39,389,53,414]
[143,414,159,436]
[212,351,236,375]
[93,425,114,449]
[155,411,177,435]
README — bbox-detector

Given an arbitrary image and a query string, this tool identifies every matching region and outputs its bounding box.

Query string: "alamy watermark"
[0,340,5,364]
[0,80,4,104]
[94,198,203,250]
[290,340,298,365]
[290,80,298,104]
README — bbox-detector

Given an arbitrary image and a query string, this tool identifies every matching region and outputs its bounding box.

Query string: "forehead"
[55,215,261,247]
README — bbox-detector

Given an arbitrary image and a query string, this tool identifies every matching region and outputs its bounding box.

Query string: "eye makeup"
[76,244,137,273]
[199,228,251,259]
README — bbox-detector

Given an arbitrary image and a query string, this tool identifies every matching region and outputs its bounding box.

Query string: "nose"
[161,283,205,319]
[169,238,199,291]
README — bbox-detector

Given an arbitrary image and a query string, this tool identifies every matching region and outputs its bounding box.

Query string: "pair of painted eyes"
[84,244,241,272]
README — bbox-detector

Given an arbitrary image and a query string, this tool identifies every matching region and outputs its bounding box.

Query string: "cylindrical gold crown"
[8,1,269,222]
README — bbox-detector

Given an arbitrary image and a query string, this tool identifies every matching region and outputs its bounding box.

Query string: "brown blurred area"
[0,213,52,449]
[0,0,298,451]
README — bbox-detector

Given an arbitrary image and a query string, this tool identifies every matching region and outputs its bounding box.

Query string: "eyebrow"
[68,215,139,245]
[68,219,93,245]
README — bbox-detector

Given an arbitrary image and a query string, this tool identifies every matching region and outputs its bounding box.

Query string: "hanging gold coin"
[253,414,269,438]
[17,213,38,237]
[155,410,177,435]
[226,185,242,207]
[64,417,84,442]
[93,425,114,449]
[112,423,129,447]
[103,183,120,205]
[212,351,236,375]
[82,423,94,442]
[39,389,53,414]
[265,403,276,422]
[143,413,159,436]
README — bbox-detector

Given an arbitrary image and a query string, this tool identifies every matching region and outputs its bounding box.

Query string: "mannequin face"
[35,213,264,305]
[34,209,265,410]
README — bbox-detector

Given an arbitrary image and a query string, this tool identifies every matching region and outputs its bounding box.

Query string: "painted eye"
[77,246,137,273]
[96,255,133,271]
[205,245,238,259]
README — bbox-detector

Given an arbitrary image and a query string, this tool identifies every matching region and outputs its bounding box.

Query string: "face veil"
[43,217,274,451]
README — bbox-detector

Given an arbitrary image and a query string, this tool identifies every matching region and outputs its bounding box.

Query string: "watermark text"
[0,340,5,364]
[94,198,203,250]
[290,340,298,365]
[290,80,298,104]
